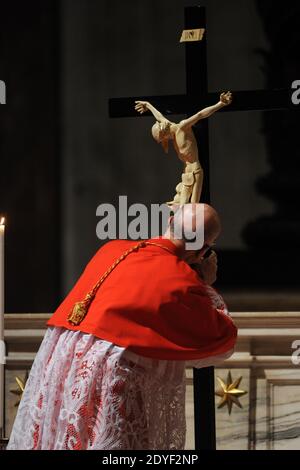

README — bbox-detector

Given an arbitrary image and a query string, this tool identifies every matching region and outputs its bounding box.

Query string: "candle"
[0,217,5,437]
[0,217,4,334]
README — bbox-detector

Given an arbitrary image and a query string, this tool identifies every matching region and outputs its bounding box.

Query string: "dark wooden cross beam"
[109,5,298,450]
[109,89,293,115]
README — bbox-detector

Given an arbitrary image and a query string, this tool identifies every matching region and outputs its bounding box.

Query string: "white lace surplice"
[7,282,234,451]
[7,327,187,450]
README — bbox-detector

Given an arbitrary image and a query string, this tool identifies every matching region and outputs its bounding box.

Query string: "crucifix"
[108,5,296,450]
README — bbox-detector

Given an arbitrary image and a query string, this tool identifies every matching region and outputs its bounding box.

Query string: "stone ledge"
[3,313,300,365]
[4,311,300,329]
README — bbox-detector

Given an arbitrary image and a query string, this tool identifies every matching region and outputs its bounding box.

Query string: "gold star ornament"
[215,371,247,415]
[10,372,28,407]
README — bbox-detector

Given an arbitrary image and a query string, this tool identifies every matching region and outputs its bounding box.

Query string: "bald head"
[202,203,221,245]
[165,203,221,251]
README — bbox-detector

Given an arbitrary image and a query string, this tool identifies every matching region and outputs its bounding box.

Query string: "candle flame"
[0,217,5,226]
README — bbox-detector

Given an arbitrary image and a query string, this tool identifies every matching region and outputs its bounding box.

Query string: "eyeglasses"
[200,243,216,259]
[203,247,213,259]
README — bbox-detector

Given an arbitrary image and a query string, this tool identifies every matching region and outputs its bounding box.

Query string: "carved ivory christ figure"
[135,92,232,205]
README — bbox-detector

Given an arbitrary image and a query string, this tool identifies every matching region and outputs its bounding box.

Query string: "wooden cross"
[109,5,297,450]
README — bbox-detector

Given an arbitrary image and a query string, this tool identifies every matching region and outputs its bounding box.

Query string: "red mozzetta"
[48,238,237,360]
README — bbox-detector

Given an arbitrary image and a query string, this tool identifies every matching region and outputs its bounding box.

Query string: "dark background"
[0,0,300,313]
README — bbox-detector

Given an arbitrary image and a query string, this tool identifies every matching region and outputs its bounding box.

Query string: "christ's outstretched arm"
[180,91,232,129]
[135,101,167,123]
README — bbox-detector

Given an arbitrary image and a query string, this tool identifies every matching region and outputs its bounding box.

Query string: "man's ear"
[184,251,195,264]
[185,250,203,265]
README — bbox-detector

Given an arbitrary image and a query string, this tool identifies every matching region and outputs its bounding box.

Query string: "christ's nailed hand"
[134,101,149,114]
[220,91,233,106]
